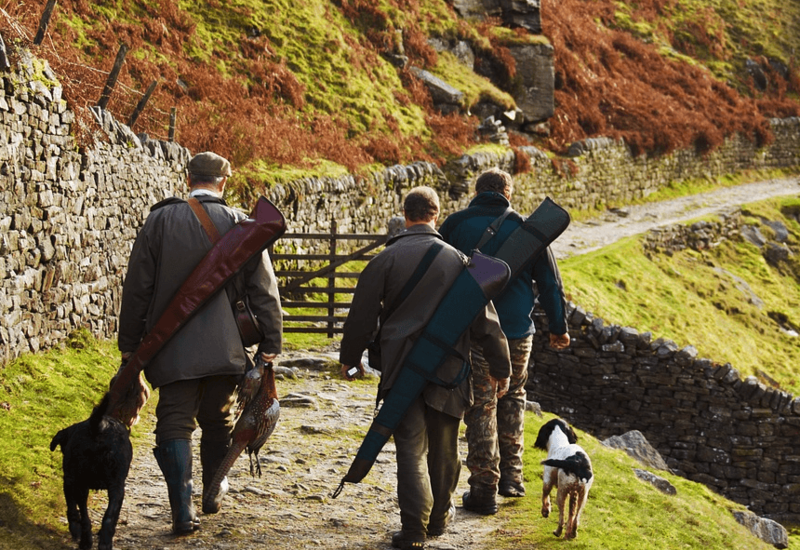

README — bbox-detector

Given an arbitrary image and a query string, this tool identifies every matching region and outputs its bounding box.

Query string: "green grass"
[179,0,431,139]
[560,197,800,391]
[493,411,796,549]
[282,330,342,351]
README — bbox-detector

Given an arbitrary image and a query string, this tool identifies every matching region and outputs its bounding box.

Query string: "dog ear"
[534,421,554,449]
[566,425,578,444]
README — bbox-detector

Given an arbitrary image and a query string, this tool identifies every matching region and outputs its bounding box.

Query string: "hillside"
[554,183,800,392]
[2,0,799,194]
[0,2,799,547]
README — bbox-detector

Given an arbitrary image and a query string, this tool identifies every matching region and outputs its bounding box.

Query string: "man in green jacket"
[340,186,511,549]
[118,151,283,533]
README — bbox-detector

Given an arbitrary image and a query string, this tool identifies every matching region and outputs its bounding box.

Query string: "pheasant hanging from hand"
[203,356,280,512]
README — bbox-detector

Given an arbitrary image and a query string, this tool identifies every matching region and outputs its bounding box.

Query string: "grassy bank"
[0,332,124,549]
[561,196,800,391]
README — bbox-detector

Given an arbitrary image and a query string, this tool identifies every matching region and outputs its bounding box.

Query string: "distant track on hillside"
[550,176,800,260]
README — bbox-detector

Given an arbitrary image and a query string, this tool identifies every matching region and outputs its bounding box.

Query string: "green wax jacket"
[118,194,282,388]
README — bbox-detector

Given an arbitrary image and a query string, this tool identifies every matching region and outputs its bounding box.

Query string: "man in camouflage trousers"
[439,168,570,515]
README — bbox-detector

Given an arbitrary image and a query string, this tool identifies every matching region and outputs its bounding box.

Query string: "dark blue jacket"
[439,192,568,339]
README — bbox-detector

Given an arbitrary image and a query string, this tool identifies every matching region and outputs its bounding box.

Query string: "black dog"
[50,393,133,550]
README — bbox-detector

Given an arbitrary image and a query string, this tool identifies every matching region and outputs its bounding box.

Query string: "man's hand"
[341,362,365,381]
[491,375,510,399]
[110,351,133,390]
[549,332,570,350]
[260,352,277,363]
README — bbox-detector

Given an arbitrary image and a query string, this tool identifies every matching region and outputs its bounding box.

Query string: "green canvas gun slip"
[332,196,570,497]
[492,196,571,281]
[107,197,287,419]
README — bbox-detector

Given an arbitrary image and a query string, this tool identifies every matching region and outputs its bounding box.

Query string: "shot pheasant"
[202,357,281,513]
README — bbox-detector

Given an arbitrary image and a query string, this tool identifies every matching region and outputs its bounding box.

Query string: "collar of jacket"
[386,222,443,246]
[469,191,511,209]
[150,194,228,212]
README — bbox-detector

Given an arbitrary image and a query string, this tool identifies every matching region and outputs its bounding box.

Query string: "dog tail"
[88,392,111,435]
[50,426,70,452]
[542,452,594,483]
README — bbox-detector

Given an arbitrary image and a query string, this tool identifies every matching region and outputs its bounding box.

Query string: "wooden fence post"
[33,0,58,45]
[327,217,337,337]
[96,42,129,109]
[169,107,177,141]
[128,79,158,128]
[0,34,10,71]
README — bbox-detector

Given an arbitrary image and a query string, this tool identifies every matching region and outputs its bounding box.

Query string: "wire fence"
[0,4,176,143]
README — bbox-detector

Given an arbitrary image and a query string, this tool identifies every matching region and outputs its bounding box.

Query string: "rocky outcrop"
[499,0,542,33]
[603,430,670,471]
[451,0,541,33]
[451,0,503,19]
[408,66,465,114]
[506,40,554,124]
[633,469,677,495]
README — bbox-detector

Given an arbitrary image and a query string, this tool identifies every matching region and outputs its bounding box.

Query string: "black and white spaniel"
[533,418,594,540]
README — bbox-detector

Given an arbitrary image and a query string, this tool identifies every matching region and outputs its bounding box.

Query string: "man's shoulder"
[440,239,467,257]
[383,229,459,256]
[439,207,474,229]
[150,197,185,212]
[198,196,244,220]
[429,238,470,269]
[441,203,520,229]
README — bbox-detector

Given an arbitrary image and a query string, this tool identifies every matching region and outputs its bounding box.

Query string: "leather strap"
[384,241,444,321]
[188,197,221,244]
[371,241,444,349]
[474,206,513,251]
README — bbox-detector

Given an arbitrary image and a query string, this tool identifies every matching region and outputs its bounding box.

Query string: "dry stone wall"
[0,54,189,362]
[439,121,800,217]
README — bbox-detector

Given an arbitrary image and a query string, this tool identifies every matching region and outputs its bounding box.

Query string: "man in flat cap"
[118,151,282,534]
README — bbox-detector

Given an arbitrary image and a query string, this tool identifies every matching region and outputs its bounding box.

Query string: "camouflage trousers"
[465,335,533,492]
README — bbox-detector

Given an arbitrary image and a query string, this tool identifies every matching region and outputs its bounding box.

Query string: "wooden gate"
[270,218,388,336]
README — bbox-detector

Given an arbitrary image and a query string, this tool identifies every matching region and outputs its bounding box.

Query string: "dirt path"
[550,176,800,259]
[100,353,503,550]
[74,177,799,550]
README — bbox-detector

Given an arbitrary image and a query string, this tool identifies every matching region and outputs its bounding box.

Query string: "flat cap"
[188,151,232,177]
